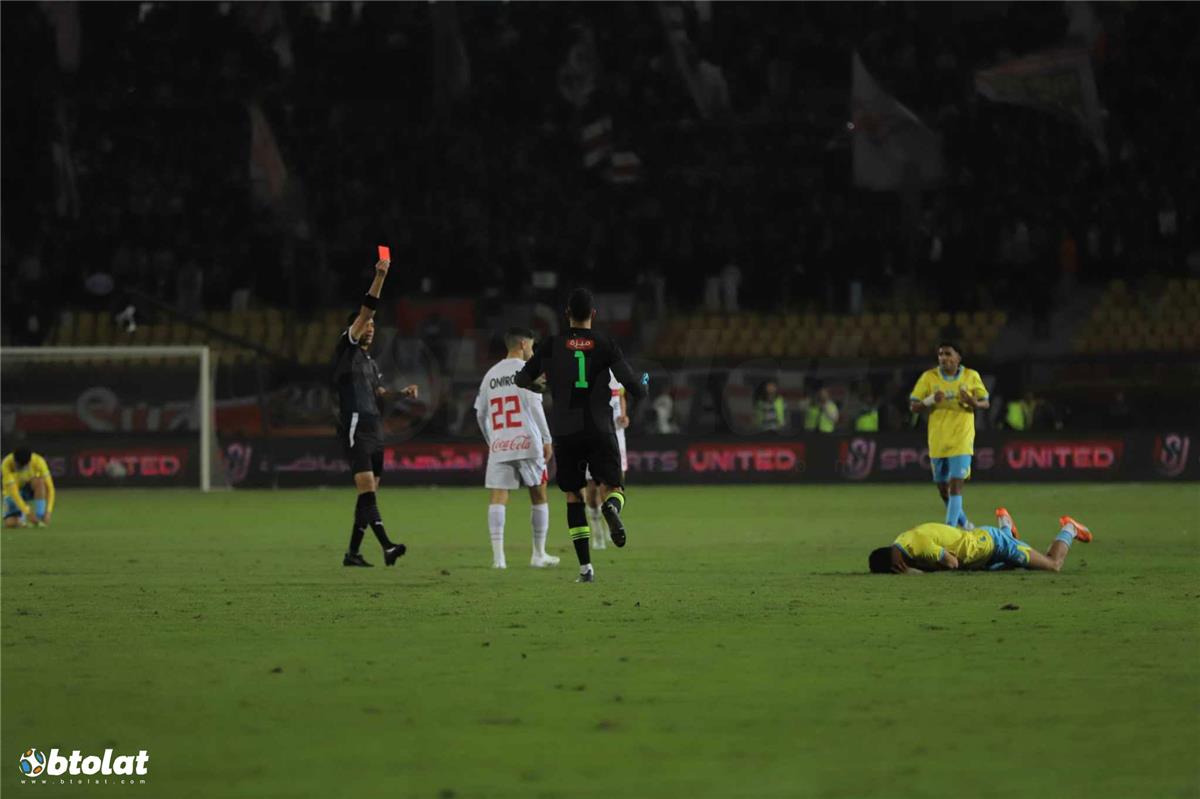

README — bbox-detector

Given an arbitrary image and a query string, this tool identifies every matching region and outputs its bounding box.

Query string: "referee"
[515,288,648,582]
[332,256,418,567]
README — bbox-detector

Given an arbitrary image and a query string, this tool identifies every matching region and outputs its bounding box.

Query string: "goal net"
[1,346,221,491]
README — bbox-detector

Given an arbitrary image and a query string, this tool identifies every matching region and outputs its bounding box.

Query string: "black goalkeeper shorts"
[339,412,383,477]
[554,432,622,493]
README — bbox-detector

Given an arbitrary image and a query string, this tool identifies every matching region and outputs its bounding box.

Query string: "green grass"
[2,484,1198,799]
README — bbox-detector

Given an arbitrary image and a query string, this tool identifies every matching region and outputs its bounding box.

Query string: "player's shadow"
[808,572,880,577]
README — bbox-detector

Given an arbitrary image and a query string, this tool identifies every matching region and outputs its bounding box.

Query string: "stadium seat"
[76,311,96,345]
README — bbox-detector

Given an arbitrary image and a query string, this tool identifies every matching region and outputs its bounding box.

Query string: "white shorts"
[485,457,547,490]
[586,428,627,481]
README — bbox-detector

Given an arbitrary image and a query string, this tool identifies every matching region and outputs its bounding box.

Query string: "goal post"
[0,346,219,491]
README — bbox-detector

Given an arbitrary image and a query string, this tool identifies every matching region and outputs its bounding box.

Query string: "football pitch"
[2,483,1198,799]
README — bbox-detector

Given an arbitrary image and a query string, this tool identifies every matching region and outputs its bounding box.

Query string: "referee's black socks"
[567,501,590,566]
[354,491,395,550]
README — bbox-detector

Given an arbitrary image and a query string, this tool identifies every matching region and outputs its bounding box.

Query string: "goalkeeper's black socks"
[567,501,591,566]
[601,491,627,548]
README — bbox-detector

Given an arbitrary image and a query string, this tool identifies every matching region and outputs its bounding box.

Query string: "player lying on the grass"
[514,288,648,583]
[332,255,419,568]
[474,327,560,569]
[3,446,55,528]
[908,341,989,530]
[868,507,1092,573]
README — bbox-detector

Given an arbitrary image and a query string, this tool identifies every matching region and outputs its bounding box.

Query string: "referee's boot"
[600,499,627,548]
[343,552,373,567]
[384,543,407,566]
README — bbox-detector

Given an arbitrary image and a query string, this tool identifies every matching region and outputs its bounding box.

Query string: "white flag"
[851,52,944,191]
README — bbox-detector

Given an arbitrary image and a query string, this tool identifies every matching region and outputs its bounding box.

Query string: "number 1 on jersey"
[574,350,589,388]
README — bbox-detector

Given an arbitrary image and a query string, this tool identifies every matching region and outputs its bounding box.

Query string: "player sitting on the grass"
[514,288,648,583]
[908,341,989,530]
[3,446,56,528]
[868,507,1092,573]
[474,327,560,569]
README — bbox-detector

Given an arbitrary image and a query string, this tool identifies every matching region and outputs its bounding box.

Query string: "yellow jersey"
[894,523,995,570]
[2,452,56,517]
[910,366,988,457]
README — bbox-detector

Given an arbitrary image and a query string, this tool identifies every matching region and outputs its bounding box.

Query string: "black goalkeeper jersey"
[331,328,383,417]
[514,327,646,439]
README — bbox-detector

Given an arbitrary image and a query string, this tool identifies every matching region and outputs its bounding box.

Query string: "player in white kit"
[585,371,628,549]
[474,327,560,569]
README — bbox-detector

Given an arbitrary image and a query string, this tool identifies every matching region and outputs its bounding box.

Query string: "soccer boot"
[530,553,560,568]
[601,500,627,548]
[994,507,1020,538]
[576,569,595,583]
[384,543,407,566]
[1057,515,1093,543]
[343,552,373,567]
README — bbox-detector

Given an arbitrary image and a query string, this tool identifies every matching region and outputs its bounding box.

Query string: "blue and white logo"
[16,747,149,779]
[19,749,46,778]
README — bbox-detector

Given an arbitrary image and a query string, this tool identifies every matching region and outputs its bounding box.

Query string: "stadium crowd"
[3,1,1197,345]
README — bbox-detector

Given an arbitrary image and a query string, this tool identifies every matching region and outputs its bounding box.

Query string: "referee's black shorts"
[338,412,383,477]
[554,432,622,493]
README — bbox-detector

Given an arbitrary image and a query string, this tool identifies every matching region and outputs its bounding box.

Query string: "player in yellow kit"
[3,446,56,528]
[908,342,989,529]
[868,507,1093,573]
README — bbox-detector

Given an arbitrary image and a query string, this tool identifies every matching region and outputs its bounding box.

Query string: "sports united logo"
[1153,433,1191,478]
[18,749,46,777]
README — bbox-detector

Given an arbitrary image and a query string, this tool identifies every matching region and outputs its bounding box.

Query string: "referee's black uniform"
[332,326,385,477]
[331,321,404,567]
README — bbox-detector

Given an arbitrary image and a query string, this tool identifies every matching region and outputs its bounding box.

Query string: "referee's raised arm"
[350,258,390,342]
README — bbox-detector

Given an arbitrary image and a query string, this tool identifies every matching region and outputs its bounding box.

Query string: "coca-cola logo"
[839,438,876,480]
[1153,434,1191,478]
[491,435,533,453]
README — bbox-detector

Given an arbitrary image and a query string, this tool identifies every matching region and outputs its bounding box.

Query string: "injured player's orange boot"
[1057,515,1093,543]
[994,507,1020,539]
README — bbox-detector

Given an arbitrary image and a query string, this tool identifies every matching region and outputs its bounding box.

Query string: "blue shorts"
[3,485,34,519]
[931,454,971,483]
[983,524,1032,569]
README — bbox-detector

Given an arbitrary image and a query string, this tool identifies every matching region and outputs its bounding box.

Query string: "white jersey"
[475,357,552,464]
[608,371,623,420]
[587,371,627,479]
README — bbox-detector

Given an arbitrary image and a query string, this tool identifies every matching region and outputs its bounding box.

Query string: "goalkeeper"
[3,446,56,527]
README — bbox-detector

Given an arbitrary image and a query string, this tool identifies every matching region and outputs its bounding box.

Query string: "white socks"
[531,503,549,557]
[488,504,506,567]
[587,505,606,547]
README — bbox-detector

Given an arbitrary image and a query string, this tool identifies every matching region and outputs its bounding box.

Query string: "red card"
[377,245,391,261]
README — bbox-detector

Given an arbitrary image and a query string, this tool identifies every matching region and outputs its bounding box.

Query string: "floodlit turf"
[2,484,1198,799]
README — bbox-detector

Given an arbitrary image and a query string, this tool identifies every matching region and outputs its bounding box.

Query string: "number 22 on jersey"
[490,395,522,430]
